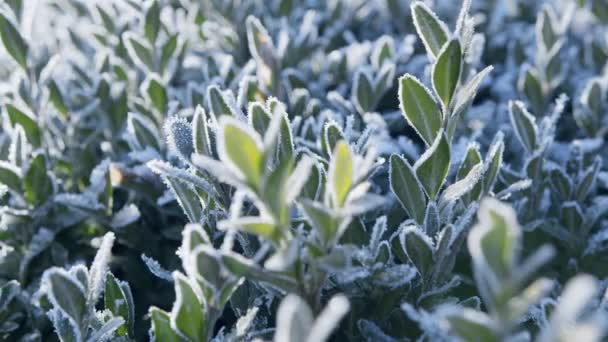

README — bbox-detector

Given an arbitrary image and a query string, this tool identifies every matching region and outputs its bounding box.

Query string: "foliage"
[0,0,607,341]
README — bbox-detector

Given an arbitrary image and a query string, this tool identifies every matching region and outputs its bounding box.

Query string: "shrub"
[0,0,607,341]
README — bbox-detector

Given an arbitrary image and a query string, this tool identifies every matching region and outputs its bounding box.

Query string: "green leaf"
[219,118,264,190]
[144,0,160,43]
[145,75,167,113]
[452,66,494,119]
[192,105,212,156]
[433,39,462,108]
[300,200,338,244]
[414,132,450,200]
[24,154,53,206]
[160,34,178,73]
[249,102,271,137]
[445,309,500,342]
[279,113,294,161]
[0,161,21,193]
[411,1,449,58]
[353,71,375,113]
[457,144,483,203]
[398,75,442,146]
[150,307,181,342]
[549,168,572,201]
[6,104,40,147]
[482,134,504,194]
[127,112,160,151]
[123,32,154,70]
[401,227,434,279]
[208,86,235,118]
[323,122,346,157]
[45,269,87,324]
[0,13,28,70]
[389,154,426,224]
[48,80,69,119]
[164,177,203,223]
[519,67,544,116]
[508,101,537,153]
[226,217,281,244]
[104,273,132,336]
[470,199,521,279]
[171,272,205,341]
[329,141,353,207]
[221,252,296,292]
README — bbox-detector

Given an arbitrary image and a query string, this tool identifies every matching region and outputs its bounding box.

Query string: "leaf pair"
[390,131,451,223]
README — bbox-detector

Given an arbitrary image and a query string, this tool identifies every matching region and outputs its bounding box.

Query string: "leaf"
[433,39,462,108]
[218,117,264,190]
[519,67,544,116]
[105,273,133,336]
[163,176,203,223]
[127,112,160,150]
[150,307,181,342]
[300,200,338,244]
[482,134,504,194]
[164,116,194,162]
[160,34,178,72]
[456,144,483,203]
[171,272,205,341]
[411,1,449,58]
[221,252,296,292]
[549,168,572,201]
[274,294,314,342]
[44,269,87,324]
[401,227,434,279]
[144,0,160,43]
[398,75,442,146]
[88,232,115,308]
[306,295,350,342]
[249,102,271,137]
[0,13,28,70]
[123,32,154,70]
[444,309,499,342]
[48,80,69,118]
[0,161,21,193]
[329,141,353,207]
[323,122,346,157]
[24,154,53,206]
[208,85,236,118]
[88,317,125,342]
[509,101,537,153]
[221,217,281,244]
[468,198,521,279]
[144,75,167,113]
[441,163,483,204]
[6,104,40,147]
[389,154,426,224]
[414,132,451,200]
[452,66,494,119]
[353,70,375,114]
[48,308,81,342]
[192,105,212,156]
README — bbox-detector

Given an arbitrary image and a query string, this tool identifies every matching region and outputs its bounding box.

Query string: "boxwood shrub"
[0,0,607,341]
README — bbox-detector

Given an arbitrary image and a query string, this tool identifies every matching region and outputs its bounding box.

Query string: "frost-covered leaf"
[414,132,450,200]
[329,141,353,207]
[170,272,205,341]
[0,13,28,70]
[398,75,442,146]
[433,39,462,108]
[411,1,449,58]
[509,101,538,153]
[390,154,426,224]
